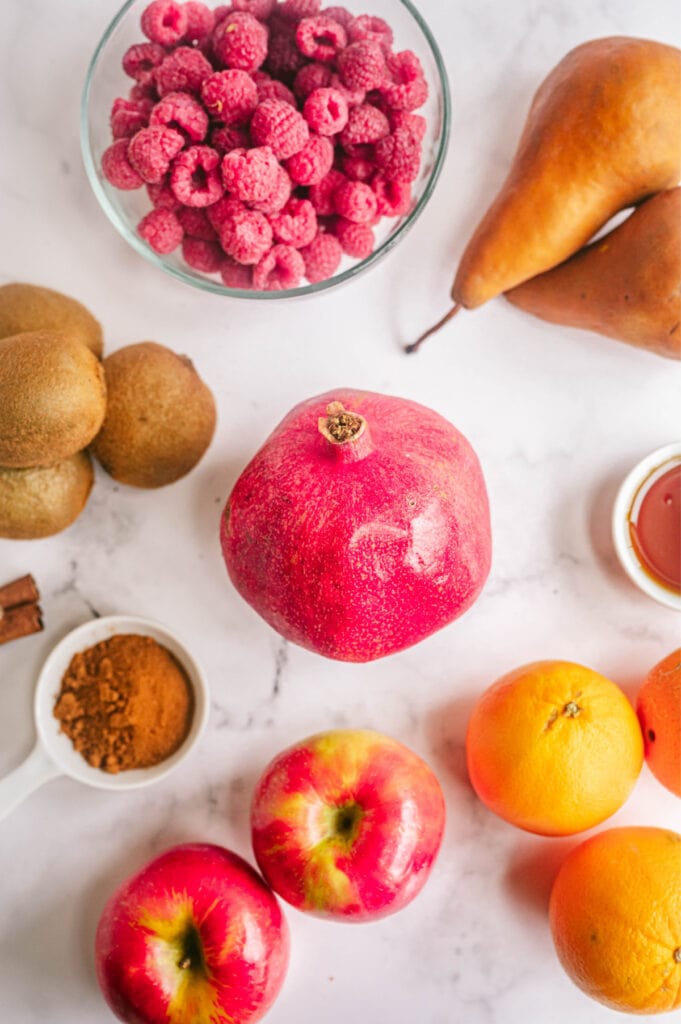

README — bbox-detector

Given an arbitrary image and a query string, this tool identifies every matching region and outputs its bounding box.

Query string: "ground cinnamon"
[54,634,194,773]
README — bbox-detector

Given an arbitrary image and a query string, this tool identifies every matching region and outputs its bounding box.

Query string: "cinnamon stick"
[0,574,39,609]
[0,603,43,644]
[0,574,44,645]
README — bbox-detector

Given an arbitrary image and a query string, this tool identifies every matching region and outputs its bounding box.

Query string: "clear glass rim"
[80,0,452,300]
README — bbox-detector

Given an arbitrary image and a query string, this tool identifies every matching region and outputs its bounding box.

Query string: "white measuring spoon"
[0,615,209,823]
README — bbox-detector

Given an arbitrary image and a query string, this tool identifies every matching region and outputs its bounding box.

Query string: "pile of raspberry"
[102,0,429,291]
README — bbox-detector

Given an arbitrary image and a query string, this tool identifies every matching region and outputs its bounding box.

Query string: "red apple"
[95,843,289,1024]
[251,729,446,922]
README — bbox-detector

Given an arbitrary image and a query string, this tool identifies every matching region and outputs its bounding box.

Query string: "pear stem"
[405,304,462,354]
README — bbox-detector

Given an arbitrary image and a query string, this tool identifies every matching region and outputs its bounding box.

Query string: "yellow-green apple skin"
[251,729,446,921]
[95,843,289,1024]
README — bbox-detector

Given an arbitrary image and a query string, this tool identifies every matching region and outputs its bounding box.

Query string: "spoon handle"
[0,742,61,824]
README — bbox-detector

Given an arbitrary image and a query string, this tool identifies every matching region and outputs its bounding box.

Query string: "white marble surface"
[1,1,680,1022]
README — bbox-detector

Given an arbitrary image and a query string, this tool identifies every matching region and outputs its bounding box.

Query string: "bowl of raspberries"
[82,0,450,294]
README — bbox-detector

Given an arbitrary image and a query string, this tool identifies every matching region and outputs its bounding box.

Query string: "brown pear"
[409,36,681,352]
[456,37,681,306]
[505,188,681,360]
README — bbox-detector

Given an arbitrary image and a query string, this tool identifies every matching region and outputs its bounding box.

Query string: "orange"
[549,826,681,1013]
[637,648,681,797]
[465,660,643,836]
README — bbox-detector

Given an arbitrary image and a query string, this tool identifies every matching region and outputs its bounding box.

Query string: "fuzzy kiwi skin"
[0,283,103,357]
[0,451,94,539]
[91,341,216,488]
[0,330,107,468]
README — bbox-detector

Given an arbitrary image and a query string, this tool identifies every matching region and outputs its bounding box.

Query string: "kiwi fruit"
[0,451,94,539]
[0,330,107,468]
[0,283,103,357]
[91,341,216,488]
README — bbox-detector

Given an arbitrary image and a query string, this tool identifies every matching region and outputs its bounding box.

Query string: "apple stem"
[179,957,192,970]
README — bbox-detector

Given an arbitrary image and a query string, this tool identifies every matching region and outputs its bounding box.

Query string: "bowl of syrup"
[612,442,681,611]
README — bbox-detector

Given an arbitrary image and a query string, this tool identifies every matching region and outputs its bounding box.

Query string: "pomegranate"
[220,389,492,662]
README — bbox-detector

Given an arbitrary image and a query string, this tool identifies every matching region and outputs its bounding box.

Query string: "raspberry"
[285,133,334,185]
[140,0,188,46]
[347,15,393,48]
[213,5,234,24]
[381,50,428,111]
[303,87,348,136]
[201,70,258,124]
[374,125,422,182]
[210,124,251,153]
[207,195,246,232]
[321,6,354,29]
[232,0,277,18]
[337,40,387,92]
[278,0,321,20]
[212,12,268,73]
[127,125,185,184]
[220,208,273,263]
[340,139,373,159]
[155,47,213,97]
[293,62,332,101]
[371,172,412,217]
[147,178,182,209]
[270,197,317,247]
[388,109,427,141]
[264,23,306,78]
[122,42,165,85]
[110,97,151,139]
[177,206,217,239]
[253,72,296,106]
[308,168,346,215]
[182,236,224,272]
[296,16,347,63]
[221,146,280,203]
[328,72,365,107]
[340,103,389,147]
[251,99,309,159]
[138,207,184,253]
[333,179,377,224]
[183,2,215,44]
[253,244,305,290]
[221,256,254,288]
[129,81,159,104]
[170,145,224,206]
[341,153,375,181]
[150,92,209,141]
[334,217,374,258]
[251,164,292,214]
[300,230,342,282]
[102,140,144,190]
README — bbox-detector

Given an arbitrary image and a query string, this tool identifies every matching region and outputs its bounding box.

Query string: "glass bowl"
[81,0,451,298]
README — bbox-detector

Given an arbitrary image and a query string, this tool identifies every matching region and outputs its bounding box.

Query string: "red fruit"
[251,729,445,921]
[140,0,188,46]
[95,843,289,1024]
[221,390,492,662]
[212,11,269,73]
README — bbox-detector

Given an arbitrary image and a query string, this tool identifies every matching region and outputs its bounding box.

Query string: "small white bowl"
[0,615,209,823]
[612,442,681,611]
